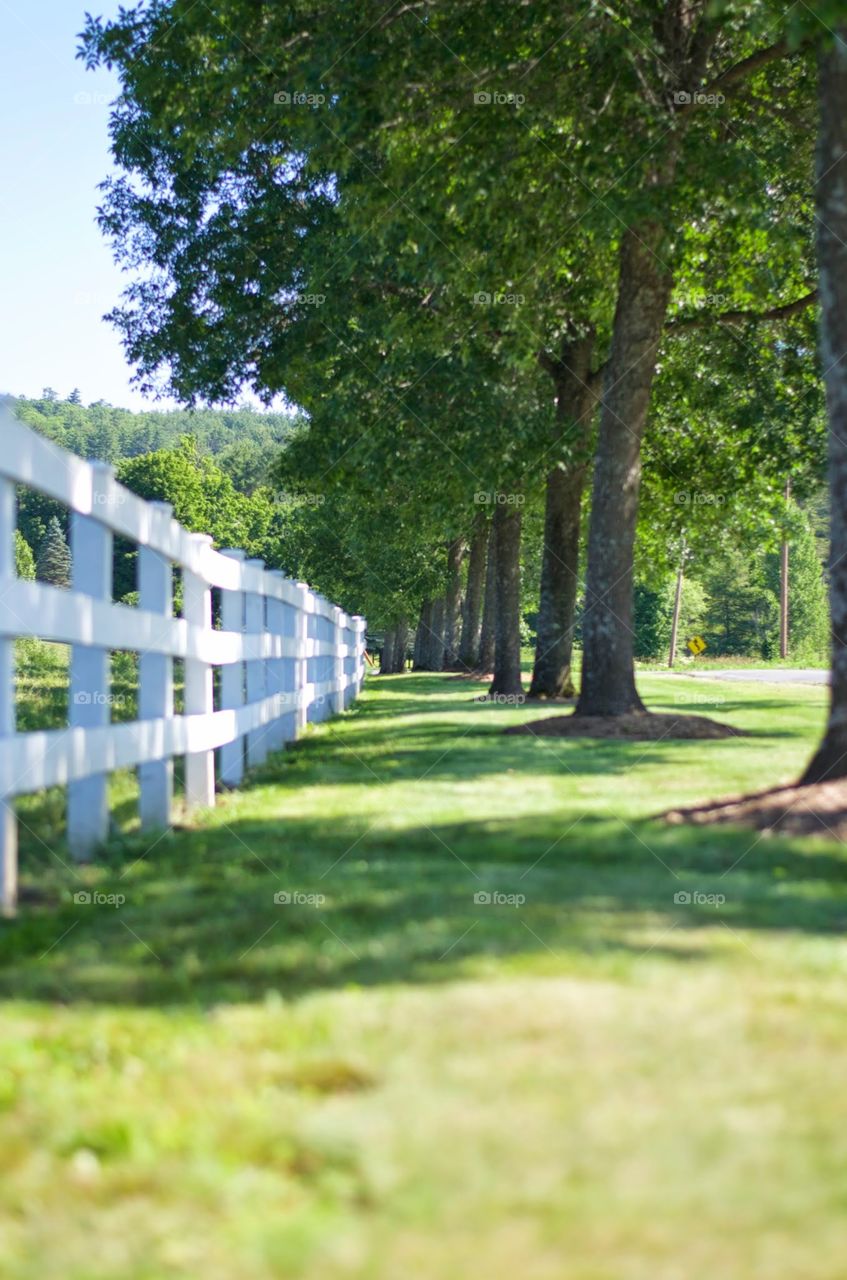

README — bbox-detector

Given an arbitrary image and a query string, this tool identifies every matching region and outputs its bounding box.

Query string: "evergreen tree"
[35,516,72,588]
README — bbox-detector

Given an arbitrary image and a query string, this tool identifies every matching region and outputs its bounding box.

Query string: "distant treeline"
[8,389,301,493]
[8,390,317,601]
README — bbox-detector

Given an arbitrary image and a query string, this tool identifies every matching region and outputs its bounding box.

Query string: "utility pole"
[780,478,791,660]
[668,539,686,668]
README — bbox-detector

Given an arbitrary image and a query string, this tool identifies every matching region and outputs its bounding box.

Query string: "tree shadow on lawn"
[263,713,803,794]
[348,677,811,747]
[3,806,846,1008]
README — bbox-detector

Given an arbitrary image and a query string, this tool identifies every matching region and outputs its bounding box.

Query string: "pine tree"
[36,516,72,588]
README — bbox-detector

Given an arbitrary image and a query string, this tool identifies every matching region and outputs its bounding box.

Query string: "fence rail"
[0,409,366,916]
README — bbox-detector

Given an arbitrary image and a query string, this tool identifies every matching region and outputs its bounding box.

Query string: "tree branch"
[669,288,818,331]
[705,37,794,95]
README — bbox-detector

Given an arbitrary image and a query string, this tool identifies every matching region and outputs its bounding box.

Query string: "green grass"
[2,666,847,1279]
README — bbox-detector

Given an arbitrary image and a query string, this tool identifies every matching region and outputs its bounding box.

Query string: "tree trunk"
[391,617,409,673]
[530,332,596,699]
[576,224,674,716]
[668,561,684,668]
[529,468,586,698]
[478,523,497,673]
[780,478,791,661]
[802,30,847,783]
[458,518,487,670]
[380,628,396,676]
[429,596,446,671]
[490,501,523,697]
[443,539,465,668]
[413,600,433,670]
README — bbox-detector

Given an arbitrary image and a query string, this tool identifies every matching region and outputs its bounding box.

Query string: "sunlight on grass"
[2,669,846,1278]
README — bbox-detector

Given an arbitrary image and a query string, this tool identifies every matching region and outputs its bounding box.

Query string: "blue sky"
[0,1,177,409]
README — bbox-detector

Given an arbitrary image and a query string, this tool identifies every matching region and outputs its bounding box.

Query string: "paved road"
[672,668,829,686]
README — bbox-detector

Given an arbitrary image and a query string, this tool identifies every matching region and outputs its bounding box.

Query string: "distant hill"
[7,392,303,493]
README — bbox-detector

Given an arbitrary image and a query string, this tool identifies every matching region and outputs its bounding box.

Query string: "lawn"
[2,666,847,1279]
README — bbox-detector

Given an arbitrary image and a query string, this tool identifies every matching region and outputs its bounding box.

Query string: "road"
[670,668,829,686]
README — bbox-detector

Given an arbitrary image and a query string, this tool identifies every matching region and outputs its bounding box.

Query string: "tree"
[801,19,847,782]
[36,516,71,588]
[531,331,597,698]
[458,515,488,671]
[15,530,35,580]
[765,517,828,660]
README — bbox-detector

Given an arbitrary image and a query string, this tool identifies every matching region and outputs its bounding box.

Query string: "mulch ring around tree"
[664,780,847,838]
[504,711,743,740]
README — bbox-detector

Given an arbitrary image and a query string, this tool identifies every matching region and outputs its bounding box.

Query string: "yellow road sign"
[687,635,707,656]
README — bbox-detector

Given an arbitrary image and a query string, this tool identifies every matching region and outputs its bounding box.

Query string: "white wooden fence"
[0,409,366,916]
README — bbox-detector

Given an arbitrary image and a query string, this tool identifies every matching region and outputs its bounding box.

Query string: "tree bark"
[458,517,487,670]
[576,224,674,716]
[780,478,791,661]
[442,538,465,668]
[802,30,847,783]
[391,617,409,673]
[489,501,523,697]
[478,522,497,673]
[380,628,396,676]
[530,332,596,699]
[429,596,446,671]
[413,599,433,669]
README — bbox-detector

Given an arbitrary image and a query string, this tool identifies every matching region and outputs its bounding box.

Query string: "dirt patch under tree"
[504,712,743,741]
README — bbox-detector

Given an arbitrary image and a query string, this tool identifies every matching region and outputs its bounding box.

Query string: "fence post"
[266,573,288,753]
[68,462,114,859]
[183,534,215,811]
[219,549,246,787]
[245,559,268,767]
[0,477,17,916]
[331,606,345,715]
[355,617,367,695]
[342,618,355,709]
[138,502,174,831]
[295,583,311,730]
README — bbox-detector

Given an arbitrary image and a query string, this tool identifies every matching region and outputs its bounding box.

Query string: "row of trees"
[78,3,847,776]
[18,415,826,669]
